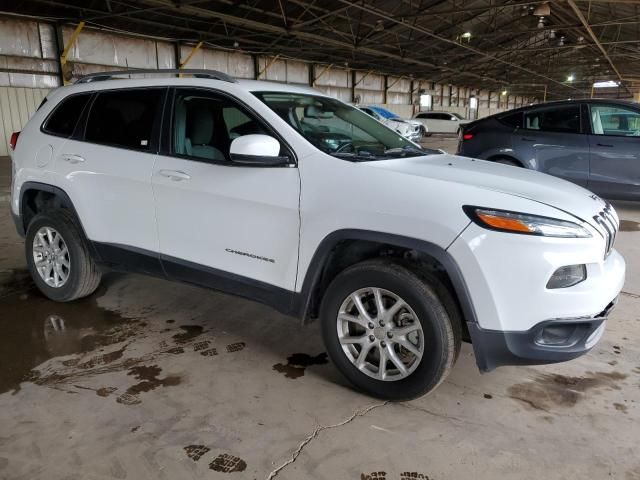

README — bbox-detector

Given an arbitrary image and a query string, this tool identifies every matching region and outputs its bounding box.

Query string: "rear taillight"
[9,131,20,150]
[462,133,474,141]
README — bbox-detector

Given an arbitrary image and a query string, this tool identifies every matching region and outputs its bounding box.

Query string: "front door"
[587,103,640,200]
[152,87,301,296]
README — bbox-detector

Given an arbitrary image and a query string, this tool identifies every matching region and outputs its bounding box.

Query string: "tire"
[493,157,522,167]
[25,209,101,302]
[320,259,461,400]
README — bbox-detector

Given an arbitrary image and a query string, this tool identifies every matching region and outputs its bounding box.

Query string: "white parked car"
[10,69,625,400]
[413,111,470,134]
[359,105,426,141]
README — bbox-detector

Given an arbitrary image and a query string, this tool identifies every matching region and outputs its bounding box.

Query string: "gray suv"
[458,99,640,200]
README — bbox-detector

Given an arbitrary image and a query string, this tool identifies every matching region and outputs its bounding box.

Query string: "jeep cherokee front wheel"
[320,259,461,400]
[26,210,102,302]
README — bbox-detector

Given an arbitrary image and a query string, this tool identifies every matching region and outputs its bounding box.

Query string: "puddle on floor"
[0,269,131,394]
[273,352,328,379]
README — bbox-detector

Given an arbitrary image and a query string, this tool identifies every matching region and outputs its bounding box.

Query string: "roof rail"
[74,69,237,84]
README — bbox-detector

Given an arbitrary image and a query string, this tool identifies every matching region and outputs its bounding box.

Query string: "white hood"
[368,154,607,225]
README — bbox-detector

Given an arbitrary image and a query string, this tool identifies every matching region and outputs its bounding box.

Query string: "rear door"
[54,87,166,264]
[515,104,589,186]
[587,103,640,199]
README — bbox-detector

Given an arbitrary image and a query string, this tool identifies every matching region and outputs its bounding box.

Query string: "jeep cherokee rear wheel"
[320,260,460,400]
[26,210,101,302]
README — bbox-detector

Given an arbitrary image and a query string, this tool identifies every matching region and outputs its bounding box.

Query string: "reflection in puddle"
[0,269,129,394]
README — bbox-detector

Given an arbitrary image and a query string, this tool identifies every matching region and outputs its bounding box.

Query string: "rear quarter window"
[42,93,92,138]
[498,111,523,128]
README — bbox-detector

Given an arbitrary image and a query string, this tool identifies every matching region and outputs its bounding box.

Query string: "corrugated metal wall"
[0,86,49,156]
[0,15,541,155]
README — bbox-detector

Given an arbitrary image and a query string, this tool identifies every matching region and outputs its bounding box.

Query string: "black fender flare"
[17,181,99,259]
[293,229,478,327]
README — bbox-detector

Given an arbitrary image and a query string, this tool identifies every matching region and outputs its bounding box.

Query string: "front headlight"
[463,206,592,238]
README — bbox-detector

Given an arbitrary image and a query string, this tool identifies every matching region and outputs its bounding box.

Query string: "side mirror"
[230,134,291,166]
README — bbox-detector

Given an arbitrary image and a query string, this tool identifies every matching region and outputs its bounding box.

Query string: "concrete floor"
[1,149,639,480]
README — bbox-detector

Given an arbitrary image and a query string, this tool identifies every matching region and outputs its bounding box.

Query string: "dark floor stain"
[0,271,132,395]
[193,340,210,352]
[77,346,126,369]
[208,453,246,473]
[96,386,117,397]
[613,402,628,414]
[125,364,180,395]
[483,393,493,399]
[362,472,387,480]
[226,342,246,353]
[609,360,618,366]
[200,348,218,357]
[172,325,204,344]
[619,220,640,232]
[131,425,140,433]
[400,473,430,480]
[508,371,628,411]
[166,347,184,355]
[116,392,142,405]
[272,352,328,379]
[166,319,175,324]
[184,445,210,462]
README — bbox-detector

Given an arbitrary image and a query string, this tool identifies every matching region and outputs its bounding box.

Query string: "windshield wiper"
[383,145,431,156]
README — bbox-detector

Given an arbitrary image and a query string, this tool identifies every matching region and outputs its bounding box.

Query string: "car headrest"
[189,106,214,145]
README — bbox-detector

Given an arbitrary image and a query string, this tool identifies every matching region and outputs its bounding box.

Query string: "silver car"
[458,99,640,200]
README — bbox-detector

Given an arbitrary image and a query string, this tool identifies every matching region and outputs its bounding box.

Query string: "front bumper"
[469,299,616,372]
[448,220,625,371]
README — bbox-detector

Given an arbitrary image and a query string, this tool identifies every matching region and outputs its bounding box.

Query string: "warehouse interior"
[1,1,640,479]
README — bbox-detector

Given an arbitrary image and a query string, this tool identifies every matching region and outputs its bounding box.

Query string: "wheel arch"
[294,229,478,332]
[486,154,525,167]
[18,182,97,257]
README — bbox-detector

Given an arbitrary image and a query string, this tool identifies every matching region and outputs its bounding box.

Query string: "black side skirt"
[92,242,296,317]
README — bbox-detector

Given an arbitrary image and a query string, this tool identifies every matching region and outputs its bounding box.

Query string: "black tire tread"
[320,258,461,400]
[26,209,101,302]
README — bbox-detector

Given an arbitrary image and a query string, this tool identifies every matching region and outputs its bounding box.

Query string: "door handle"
[521,137,535,142]
[61,154,85,164]
[596,143,614,147]
[158,169,191,181]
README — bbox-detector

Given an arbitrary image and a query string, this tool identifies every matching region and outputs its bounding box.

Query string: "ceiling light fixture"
[567,74,575,82]
[593,80,620,88]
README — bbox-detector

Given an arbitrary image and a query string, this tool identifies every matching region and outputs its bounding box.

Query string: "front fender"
[292,229,479,329]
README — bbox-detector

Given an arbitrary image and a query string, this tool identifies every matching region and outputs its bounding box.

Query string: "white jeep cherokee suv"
[9,69,625,400]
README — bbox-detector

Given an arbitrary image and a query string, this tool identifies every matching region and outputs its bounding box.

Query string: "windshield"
[254,92,437,161]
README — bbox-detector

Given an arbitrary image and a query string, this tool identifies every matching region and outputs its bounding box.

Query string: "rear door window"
[524,105,581,134]
[499,111,523,128]
[589,104,640,136]
[85,89,164,151]
[42,93,92,138]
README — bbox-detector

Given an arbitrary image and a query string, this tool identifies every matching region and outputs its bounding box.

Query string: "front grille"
[592,202,618,258]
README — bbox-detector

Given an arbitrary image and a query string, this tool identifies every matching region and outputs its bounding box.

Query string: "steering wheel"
[335,142,355,153]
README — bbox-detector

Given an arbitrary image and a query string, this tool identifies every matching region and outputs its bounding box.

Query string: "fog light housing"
[546,264,586,289]
[536,324,579,346]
